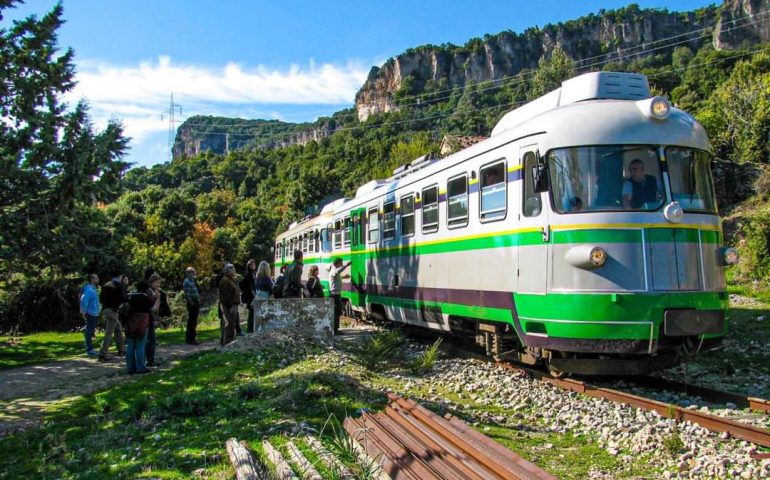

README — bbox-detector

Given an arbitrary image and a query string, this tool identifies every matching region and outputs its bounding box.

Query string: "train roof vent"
[356,179,388,198]
[491,71,651,136]
[560,72,650,105]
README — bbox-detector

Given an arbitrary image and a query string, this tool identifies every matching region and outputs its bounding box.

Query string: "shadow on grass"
[0,341,387,479]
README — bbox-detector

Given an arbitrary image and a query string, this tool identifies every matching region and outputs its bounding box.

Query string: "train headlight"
[565,245,608,270]
[650,96,670,120]
[638,96,671,121]
[721,247,739,266]
[663,202,684,223]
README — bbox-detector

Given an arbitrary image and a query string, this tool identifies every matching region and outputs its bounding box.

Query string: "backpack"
[125,313,149,339]
[272,275,285,298]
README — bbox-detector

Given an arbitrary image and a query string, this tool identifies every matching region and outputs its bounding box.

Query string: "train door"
[517,146,550,294]
[350,207,367,309]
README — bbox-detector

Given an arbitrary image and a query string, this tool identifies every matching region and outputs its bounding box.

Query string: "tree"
[0,2,130,282]
[528,45,575,99]
[698,53,770,162]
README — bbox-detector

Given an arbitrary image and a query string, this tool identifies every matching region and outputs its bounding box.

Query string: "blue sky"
[4,0,711,167]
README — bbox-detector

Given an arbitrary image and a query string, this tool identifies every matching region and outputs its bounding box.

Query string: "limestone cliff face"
[355,0,766,121]
[172,116,340,159]
[715,0,770,49]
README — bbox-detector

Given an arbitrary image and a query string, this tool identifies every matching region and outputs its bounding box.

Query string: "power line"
[160,93,182,161]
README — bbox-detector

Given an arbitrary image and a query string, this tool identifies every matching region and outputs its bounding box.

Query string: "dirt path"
[0,341,218,437]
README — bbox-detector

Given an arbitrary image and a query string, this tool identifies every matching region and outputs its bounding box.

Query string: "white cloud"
[65,56,372,145]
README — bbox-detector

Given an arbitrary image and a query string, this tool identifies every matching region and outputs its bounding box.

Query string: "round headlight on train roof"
[650,96,671,120]
[722,247,739,266]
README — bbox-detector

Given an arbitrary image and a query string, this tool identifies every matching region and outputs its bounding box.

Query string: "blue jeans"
[145,322,156,364]
[84,314,99,353]
[126,330,149,373]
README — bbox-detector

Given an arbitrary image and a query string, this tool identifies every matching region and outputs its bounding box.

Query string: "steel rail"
[629,376,770,414]
[499,362,770,448]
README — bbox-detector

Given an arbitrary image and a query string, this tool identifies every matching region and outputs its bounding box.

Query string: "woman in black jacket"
[241,260,257,333]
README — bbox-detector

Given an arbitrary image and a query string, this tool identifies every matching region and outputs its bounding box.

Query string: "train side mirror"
[532,164,549,193]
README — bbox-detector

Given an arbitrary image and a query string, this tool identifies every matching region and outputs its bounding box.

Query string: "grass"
[1,302,766,478]
[0,310,221,370]
[0,339,382,479]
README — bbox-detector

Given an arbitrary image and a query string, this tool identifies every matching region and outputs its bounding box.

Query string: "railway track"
[495,360,770,451]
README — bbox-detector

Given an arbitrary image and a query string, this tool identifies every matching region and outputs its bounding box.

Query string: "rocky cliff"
[173,115,342,159]
[355,0,768,121]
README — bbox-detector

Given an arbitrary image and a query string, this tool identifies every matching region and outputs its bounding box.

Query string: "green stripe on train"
[341,291,726,340]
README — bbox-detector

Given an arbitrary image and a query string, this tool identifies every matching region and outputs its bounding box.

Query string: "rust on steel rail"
[344,393,556,480]
[499,362,770,448]
[629,376,770,414]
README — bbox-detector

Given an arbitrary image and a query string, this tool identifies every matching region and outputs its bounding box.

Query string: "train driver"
[622,158,662,209]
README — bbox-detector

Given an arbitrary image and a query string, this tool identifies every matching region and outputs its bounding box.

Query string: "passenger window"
[368,207,379,243]
[447,174,468,228]
[400,195,415,237]
[343,217,351,247]
[333,220,342,249]
[480,161,506,221]
[523,152,542,217]
[321,227,332,253]
[422,185,439,233]
[383,201,396,240]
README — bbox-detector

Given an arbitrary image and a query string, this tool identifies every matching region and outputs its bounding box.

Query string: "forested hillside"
[2,0,770,332]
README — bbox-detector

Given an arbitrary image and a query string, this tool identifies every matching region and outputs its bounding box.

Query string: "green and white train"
[275,71,738,375]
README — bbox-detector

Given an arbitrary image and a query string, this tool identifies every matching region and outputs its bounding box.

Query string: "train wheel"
[547,361,567,378]
[547,351,570,378]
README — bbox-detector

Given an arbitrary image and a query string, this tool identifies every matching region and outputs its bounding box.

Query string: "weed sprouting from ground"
[321,414,381,480]
[663,426,685,455]
[410,338,443,374]
[237,381,262,400]
[352,330,406,370]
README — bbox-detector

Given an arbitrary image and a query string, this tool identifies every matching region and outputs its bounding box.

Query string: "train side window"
[523,152,542,217]
[447,174,469,228]
[400,194,415,237]
[422,185,439,234]
[302,232,308,253]
[383,201,396,240]
[320,227,332,253]
[343,217,351,247]
[368,207,379,243]
[480,161,506,221]
[333,220,342,249]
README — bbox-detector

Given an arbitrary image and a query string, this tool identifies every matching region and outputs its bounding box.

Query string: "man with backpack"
[98,269,126,361]
[282,250,304,298]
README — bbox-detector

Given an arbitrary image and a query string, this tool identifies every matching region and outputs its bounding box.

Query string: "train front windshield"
[547,145,717,214]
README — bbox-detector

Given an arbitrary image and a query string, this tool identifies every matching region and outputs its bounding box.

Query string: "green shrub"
[736,209,770,281]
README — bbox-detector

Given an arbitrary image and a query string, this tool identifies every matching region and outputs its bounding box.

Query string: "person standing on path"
[328,258,352,335]
[283,250,305,298]
[145,274,162,367]
[124,280,153,374]
[98,270,126,361]
[253,261,274,332]
[182,266,201,345]
[79,273,101,357]
[219,263,241,345]
[241,260,257,333]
